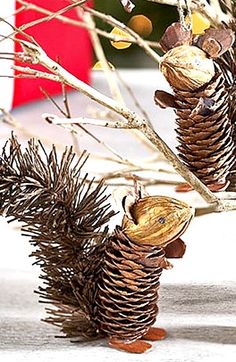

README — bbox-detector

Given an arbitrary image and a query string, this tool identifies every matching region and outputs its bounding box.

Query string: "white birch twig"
[43,113,132,129]
[17,40,223,206]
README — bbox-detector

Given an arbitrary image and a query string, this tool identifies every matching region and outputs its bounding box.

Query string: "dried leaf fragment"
[93,61,115,71]
[163,238,186,258]
[154,90,179,109]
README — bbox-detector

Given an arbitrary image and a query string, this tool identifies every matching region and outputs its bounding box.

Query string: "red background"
[13,0,92,107]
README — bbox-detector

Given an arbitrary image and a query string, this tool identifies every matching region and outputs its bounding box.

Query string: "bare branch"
[81,5,162,64]
[83,12,125,105]
[0,109,64,150]
[15,40,223,206]
[16,0,160,49]
[43,113,132,129]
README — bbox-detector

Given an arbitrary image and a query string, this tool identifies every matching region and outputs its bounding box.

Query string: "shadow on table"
[160,283,236,315]
[167,325,236,345]
[0,277,235,351]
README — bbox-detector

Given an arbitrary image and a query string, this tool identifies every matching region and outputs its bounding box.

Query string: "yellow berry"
[186,12,210,35]
[128,15,153,37]
[110,27,132,50]
[93,61,115,71]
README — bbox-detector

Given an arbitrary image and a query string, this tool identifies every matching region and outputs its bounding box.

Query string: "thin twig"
[81,5,162,64]
[61,83,81,155]
[14,41,222,206]
[98,168,181,183]
[40,87,67,117]
[0,17,37,45]
[83,12,125,105]
[43,113,131,128]
[40,86,80,156]
[61,84,71,119]
[39,89,132,164]
[115,70,152,125]
[0,108,63,150]
[16,0,161,49]
[17,0,87,33]
[1,1,86,46]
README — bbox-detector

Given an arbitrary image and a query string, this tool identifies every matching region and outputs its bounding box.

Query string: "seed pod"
[122,196,194,247]
[160,45,215,91]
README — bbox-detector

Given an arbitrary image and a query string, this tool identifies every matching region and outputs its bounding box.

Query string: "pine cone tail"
[96,227,165,342]
[0,135,115,339]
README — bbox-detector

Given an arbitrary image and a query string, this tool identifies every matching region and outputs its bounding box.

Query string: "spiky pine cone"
[174,71,235,190]
[95,227,165,342]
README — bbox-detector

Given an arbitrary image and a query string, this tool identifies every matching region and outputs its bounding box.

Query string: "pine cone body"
[216,25,236,190]
[95,227,165,341]
[157,24,236,191]
[174,72,235,189]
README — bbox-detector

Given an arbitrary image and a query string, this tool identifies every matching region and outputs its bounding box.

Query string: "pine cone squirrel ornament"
[0,136,194,353]
[155,23,236,192]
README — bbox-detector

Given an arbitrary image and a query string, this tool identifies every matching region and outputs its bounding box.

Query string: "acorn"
[160,45,215,91]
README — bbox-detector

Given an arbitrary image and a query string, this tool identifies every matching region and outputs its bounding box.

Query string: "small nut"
[160,45,215,91]
[122,196,194,246]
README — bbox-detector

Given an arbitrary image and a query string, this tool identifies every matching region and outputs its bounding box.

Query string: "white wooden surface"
[0,70,235,362]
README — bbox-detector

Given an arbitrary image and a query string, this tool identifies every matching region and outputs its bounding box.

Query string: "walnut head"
[160,45,215,91]
[122,196,194,247]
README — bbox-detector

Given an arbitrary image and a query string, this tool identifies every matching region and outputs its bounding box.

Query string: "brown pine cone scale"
[95,227,165,342]
[174,73,235,187]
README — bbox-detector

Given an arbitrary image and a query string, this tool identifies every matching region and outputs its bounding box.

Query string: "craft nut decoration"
[156,23,235,192]
[0,136,194,354]
[160,45,215,91]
